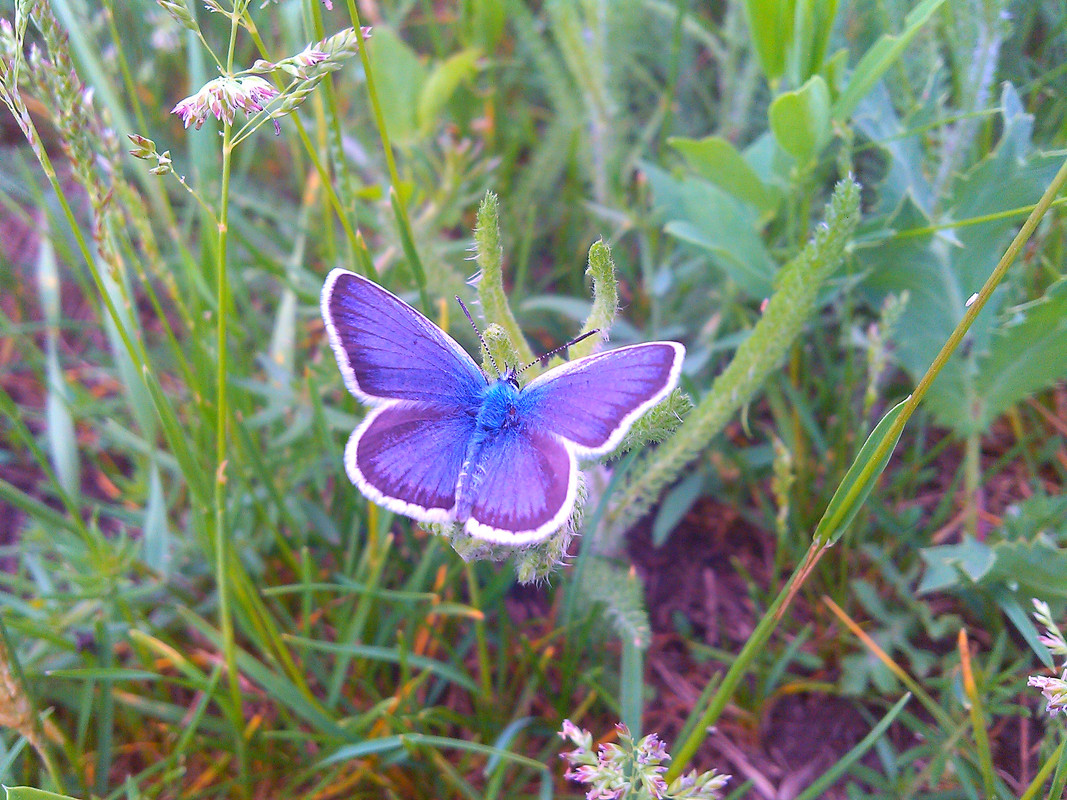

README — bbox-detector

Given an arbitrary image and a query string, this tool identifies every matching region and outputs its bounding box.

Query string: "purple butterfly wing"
[461,426,578,545]
[322,269,488,520]
[346,402,475,522]
[522,342,685,456]
[321,269,486,405]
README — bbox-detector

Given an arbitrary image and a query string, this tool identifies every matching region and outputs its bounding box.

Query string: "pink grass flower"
[172,75,279,130]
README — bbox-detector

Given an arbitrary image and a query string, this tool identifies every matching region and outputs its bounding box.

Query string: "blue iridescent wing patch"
[321,269,686,544]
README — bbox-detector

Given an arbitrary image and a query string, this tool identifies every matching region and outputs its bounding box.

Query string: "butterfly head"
[503,367,521,390]
[476,375,524,432]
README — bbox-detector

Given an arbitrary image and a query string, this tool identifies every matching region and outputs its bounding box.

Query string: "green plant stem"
[343,2,430,310]
[620,638,643,739]
[464,563,493,702]
[964,428,980,538]
[815,154,1067,553]
[665,562,800,779]
[666,155,1067,782]
[214,16,247,792]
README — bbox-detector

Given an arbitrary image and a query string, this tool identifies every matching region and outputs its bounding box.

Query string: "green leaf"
[983,539,1067,601]
[652,471,704,546]
[996,590,1053,669]
[459,0,506,52]
[792,693,910,800]
[743,0,796,82]
[667,136,776,212]
[964,280,1067,432]
[417,47,481,136]
[769,74,831,161]
[142,462,170,573]
[285,635,480,694]
[45,668,161,681]
[36,230,79,498]
[918,494,1067,601]
[832,0,946,120]
[860,87,1063,435]
[789,0,838,84]
[366,28,427,144]
[644,163,777,298]
[813,398,908,546]
[918,537,997,593]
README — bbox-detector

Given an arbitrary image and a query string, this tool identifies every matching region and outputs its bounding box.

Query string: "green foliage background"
[1,0,1067,797]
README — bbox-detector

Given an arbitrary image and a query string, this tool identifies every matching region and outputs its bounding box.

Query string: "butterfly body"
[322,269,685,545]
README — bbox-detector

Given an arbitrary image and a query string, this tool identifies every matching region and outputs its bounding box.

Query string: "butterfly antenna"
[517,329,600,375]
[455,296,502,376]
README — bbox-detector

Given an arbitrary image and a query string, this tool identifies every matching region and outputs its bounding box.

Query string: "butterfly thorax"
[454,378,525,522]
[473,378,522,433]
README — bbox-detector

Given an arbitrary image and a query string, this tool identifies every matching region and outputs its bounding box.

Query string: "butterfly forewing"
[322,269,486,406]
[521,342,684,456]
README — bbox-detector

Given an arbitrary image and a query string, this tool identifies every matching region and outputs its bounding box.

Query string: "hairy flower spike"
[172,75,278,129]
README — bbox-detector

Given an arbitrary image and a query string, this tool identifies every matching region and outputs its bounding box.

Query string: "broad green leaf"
[851,84,935,215]
[832,0,946,120]
[982,539,1067,601]
[417,48,481,136]
[813,397,908,546]
[964,280,1067,433]
[743,0,796,82]
[918,538,997,593]
[919,494,1067,601]
[668,136,776,212]
[769,75,831,161]
[644,163,777,297]
[366,27,427,144]
[860,86,1062,436]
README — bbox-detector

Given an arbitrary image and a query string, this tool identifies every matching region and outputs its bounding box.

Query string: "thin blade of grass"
[793,693,911,800]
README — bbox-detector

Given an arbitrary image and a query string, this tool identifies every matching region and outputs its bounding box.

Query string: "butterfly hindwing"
[462,425,577,545]
[521,342,684,456]
[322,269,486,406]
[347,401,476,522]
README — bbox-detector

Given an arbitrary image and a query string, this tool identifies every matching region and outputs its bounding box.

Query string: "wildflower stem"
[214,17,247,793]
[343,3,430,311]
[464,563,493,701]
[237,25,376,281]
[813,153,1067,553]
[668,156,1067,781]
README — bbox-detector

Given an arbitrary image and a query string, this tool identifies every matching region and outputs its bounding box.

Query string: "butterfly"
[321,269,685,545]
